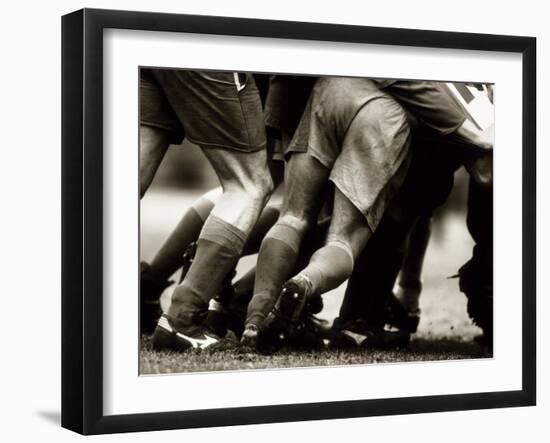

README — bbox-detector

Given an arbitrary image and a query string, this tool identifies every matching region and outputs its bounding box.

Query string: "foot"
[202,274,238,338]
[385,292,420,334]
[140,262,173,335]
[240,324,260,351]
[286,315,329,350]
[152,315,220,352]
[203,307,228,339]
[276,274,313,324]
[263,274,313,342]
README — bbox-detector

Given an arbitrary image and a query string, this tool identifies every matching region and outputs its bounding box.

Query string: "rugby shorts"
[140,69,266,152]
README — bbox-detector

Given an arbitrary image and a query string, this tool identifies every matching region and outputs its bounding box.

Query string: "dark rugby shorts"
[140,69,266,152]
[376,80,467,135]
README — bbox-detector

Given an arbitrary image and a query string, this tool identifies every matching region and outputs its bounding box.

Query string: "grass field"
[140,337,489,374]
[140,179,491,375]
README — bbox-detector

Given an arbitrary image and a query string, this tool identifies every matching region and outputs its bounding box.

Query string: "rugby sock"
[233,266,256,298]
[242,206,280,255]
[300,241,354,296]
[245,222,302,327]
[147,196,215,282]
[221,266,257,335]
[167,215,246,330]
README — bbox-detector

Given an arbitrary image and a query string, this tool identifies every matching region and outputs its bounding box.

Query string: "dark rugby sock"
[301,241,354,295]
[245,223,302,327]
[242,206,280,255]
[168,215,246,329]
[148,197,214,281]
[233,266,256,297]
[222,266,257,332]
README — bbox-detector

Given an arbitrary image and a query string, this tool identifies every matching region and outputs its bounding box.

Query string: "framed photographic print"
[61,8,536,435]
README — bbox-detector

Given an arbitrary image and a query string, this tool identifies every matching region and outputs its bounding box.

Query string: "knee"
[257,173,274,202]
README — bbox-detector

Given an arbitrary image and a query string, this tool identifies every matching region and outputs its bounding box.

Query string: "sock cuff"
[265,221,301,254]
[326,239,355,269]
[199,215,247,255]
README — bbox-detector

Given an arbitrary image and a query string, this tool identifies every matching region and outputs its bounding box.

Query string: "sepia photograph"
[138,69,494,374]
[60,7,538,434]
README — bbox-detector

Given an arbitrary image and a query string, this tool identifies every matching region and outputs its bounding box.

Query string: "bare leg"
[139,125,170,198]
[202,148,273,232]
[138,125,175,334]
[297,187,372,296]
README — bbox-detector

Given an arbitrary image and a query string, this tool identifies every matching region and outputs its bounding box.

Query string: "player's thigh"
[280,151,331,224]
[139,125,170,182]
[327,187,372,259]
[140,125,170,161]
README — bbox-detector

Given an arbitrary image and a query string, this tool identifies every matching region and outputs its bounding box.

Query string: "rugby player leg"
[330,216,415,350]
[393,215,432,316]
[335,136,462,346]
[158,147,273,339]
[139,69,188,332]
[143,89,285,299]
[151,71,273,351]
[202,202,282,338]
[293,82,413,305]
[288,187,371,302]
[142,190,280,336]
[336,215,411,329]
[144,188,279,289]
[267,84,412,342]
[139,69,184,198]
[459,178,493,349]
[242,152,330,346]
[260,187,370,346]
[209,213,329,343]
[139,126,170,198]
[140,187,221,334]
[356,214,430,340]
[142,158,282,306]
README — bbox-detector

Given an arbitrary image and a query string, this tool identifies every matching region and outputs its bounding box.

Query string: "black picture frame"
[61,8,536,435]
